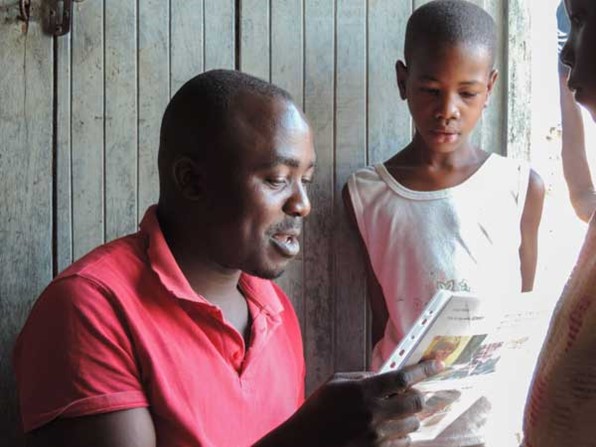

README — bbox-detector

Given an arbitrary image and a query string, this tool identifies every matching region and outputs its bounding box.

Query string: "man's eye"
[301,178,313,188]
[569,10,587,28]
[570,11,586,27]
[267,178,287,188]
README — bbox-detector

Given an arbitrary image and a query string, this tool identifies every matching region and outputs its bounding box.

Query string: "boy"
[343,0,545,370]
[524,0,596,445]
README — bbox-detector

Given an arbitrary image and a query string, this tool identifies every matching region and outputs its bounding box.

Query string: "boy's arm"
[520,169,546,292]
[342,184,389,346]
[559,63,596,222]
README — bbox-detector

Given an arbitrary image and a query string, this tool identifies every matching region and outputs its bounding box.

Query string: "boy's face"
[562,0,596,119]
[397,42,497,153]
[202,96,315,279]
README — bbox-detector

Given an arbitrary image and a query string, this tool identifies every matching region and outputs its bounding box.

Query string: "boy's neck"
[384,134,490,192]
[407,133,481,169]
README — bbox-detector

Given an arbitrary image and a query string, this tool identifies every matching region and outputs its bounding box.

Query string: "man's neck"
[156,205,242,303]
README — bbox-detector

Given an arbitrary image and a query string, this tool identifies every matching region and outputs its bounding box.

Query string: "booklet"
[378,290,552,444]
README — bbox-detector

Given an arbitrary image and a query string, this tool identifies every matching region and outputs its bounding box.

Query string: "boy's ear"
[485,69,499,107]
[396,60,408,100]
[172,156,204,201]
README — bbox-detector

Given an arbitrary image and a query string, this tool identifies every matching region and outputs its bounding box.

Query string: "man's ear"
[396,60,408,100]
[172,156,204,200]
[485,68,499,107]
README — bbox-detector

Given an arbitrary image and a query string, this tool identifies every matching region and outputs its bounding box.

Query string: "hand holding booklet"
[378,290,552,446]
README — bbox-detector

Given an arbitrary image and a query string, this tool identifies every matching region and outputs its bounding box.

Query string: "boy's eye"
[461,92,479,99]
[421,87,440,96]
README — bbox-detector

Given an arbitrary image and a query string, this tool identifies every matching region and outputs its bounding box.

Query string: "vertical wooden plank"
[366,0,411,364]
[368,0,412,164]
[204,0,235,70]
[138,0,169,216]
[335,0,368,372]
[270,0,306,336]
[482,0,507,155]
[506,0,532,160]
[271,1,303,99]
[239,0,269,80]
[71,0,104,259]
[466,0,485,149]
[171,0,204,93]
[304,0,334,393]
[0,2,53,444]
[56,31,72,272]
[105,0,138,241]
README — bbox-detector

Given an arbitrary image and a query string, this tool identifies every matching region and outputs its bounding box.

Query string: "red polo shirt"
[13,206,305,446]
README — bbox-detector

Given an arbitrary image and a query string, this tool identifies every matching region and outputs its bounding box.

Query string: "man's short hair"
[158,69,293,172]
[404,0,497,66]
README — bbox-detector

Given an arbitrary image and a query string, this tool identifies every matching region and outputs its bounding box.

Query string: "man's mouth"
[572,86,587,104]
[270,232,300,258]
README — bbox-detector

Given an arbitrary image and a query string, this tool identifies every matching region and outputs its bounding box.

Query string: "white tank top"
[347,153,530,370]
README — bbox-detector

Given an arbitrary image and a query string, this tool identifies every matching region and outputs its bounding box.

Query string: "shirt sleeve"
[13,275,148,432]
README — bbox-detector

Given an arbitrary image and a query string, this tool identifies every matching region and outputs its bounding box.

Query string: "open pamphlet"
[377,290,552,445]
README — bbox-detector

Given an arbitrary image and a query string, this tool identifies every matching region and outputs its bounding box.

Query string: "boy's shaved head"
[405,0,497,66]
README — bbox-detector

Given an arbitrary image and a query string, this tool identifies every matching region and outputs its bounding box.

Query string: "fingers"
[378,435,412,447]
[376,415,420,440]
[363,360,444,397]
[374,389,424,420]
[378,437,412,447]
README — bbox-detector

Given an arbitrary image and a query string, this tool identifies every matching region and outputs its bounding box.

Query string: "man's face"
[563,0,596,119]
[204,96,315,279]
[397,42,497,153]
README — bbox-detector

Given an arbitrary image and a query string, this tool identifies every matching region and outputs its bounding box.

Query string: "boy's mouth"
[429,129,460,144]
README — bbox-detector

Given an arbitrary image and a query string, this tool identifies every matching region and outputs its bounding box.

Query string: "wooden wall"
[0,0,530,445]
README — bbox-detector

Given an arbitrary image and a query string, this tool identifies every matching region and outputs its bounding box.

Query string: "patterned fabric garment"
[523,215,596,447]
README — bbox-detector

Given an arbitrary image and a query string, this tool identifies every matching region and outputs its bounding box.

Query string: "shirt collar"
[140,206,284,315]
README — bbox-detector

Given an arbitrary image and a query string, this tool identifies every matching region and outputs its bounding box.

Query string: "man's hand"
[255,360,443,447]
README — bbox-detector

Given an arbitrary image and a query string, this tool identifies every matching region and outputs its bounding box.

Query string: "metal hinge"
[49,0,73,36]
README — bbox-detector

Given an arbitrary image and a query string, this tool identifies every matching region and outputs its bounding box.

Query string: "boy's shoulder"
[346,164,389,191]
[486,152,528,168]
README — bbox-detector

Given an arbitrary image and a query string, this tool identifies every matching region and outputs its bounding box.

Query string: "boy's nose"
[283,182,311,218]
[435,96,461,121]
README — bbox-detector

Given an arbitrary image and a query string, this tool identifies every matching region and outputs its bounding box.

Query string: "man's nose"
[283,182,311,218]
[560,40,574,70]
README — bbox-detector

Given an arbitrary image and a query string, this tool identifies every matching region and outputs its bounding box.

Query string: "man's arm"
[13,278,152,447]
[254,360,443,447]
[342,183,389,347]
[26,408,156,447]
[559,63,596,222]
[520,169,546,292]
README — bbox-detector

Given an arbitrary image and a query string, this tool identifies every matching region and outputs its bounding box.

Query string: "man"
[556,0,596,222]
[14,70,441,447]
[523,0,596,445]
